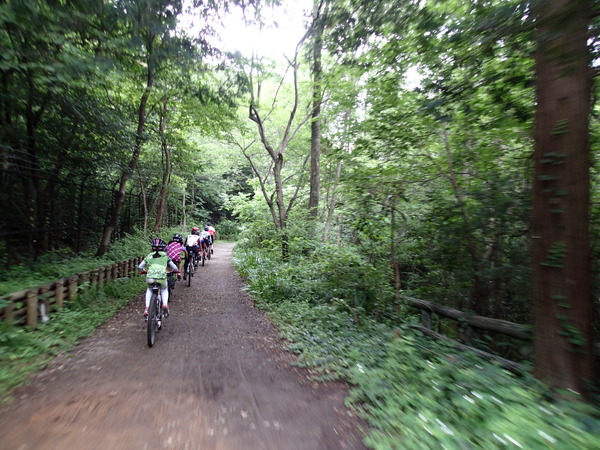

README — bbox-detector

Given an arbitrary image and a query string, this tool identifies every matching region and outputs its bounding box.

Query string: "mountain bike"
[200,242,210,266]
[167,271,176,300]
[184,252,198,287]
[140,272,168,348]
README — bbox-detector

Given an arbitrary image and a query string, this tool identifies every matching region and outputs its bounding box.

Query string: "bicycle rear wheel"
[147,293,159,347]
[187,261,193,287]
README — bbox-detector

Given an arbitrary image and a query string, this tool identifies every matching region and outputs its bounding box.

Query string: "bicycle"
[167,271,176,300]
[140,271,169,348]
[199,241,211,266]
[184,252,197,287]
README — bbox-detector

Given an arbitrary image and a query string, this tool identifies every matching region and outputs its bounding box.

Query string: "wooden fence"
[405,295,600,373]
[0,257,142,329]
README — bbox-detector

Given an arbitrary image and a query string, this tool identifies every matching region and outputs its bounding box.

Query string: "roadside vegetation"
[233,239,600,449]
[0,230,150,403]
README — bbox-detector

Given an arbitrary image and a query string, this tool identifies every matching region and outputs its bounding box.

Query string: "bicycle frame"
[146,280,163,348]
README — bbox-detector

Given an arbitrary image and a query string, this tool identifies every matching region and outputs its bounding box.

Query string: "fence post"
[80,271,90,292]
[2,296,14,322]
[91,269,98,287]
[67,276,78,302]
[26,289,38,329]
[55,279,65,310]
[421,310,432,330]
[98,267,105,286]
[459,321,474,345]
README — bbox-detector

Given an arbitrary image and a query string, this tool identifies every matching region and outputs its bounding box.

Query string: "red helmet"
[191,226,200,235]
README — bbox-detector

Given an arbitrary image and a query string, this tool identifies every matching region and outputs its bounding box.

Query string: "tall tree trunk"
[532,0,596,399]
[96,48,154,256]
[138,168,148,236]
[390,204,402,319]
[323,160,343,242]
[308,1,325,218]
[152,96,171,234]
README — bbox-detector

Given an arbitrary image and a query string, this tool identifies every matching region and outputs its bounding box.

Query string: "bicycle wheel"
[147,293,159,347]
[202,251,206,266]
[187,260,193,287]
[207,249,211,261]
[167,274,175,300]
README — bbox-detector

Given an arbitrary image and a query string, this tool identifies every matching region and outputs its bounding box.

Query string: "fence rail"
[0,257,142,329]
[404,295,600,373]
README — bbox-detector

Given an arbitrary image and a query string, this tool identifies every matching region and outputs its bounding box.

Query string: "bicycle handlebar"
[139,270,180,275]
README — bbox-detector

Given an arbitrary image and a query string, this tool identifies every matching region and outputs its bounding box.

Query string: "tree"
[308,0,328,218]
[243,47,313,258]
[97,0,183,255]
[532,0,596,399]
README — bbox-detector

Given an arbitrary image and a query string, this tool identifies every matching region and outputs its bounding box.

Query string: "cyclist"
[200,226,211,257]
[183,226,201,278]
[206,222,216,254]
[166,233,186,280]
[138,238,179,319]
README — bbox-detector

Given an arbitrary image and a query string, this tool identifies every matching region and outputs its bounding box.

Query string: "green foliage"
[0,277,143,404]
[234,250,600,449]
[234,237,394,318]
[0,230,145,295]
[215,218,241,240]
[349,334,600,449]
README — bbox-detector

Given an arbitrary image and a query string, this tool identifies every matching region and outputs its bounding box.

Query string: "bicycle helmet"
[150,238,166,251]
[172,233,183,244]
[204,226,209,231]
[191,226,200,235]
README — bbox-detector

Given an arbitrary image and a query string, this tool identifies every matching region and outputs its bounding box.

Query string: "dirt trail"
[0,243,367,450]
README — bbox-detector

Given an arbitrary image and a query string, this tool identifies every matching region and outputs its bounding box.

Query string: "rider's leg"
[144,285,152,315]
[160,280,169,307]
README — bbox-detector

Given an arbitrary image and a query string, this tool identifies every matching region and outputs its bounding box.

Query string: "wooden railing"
[0,257,142,329]
[404,295,600,374]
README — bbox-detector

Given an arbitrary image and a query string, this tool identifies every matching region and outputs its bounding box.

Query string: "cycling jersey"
[166,242,184,262]
[185,234,201,247]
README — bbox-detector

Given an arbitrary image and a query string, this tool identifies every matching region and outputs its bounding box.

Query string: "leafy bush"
[235,246,600,449]
[0,230,146,295]
[215,218,241,240]
[348,333,600,449]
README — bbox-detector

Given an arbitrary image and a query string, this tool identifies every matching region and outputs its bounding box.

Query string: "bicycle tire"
[207,249,211,261]
[147,292,158,347]
[187,262,192,287]
[202,251,206,266]
[167,274,175,300]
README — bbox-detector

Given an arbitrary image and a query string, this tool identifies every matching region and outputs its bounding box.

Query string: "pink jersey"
[166,242,184,262]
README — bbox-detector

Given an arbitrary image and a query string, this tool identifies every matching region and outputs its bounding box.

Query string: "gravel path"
[0,243,367,450]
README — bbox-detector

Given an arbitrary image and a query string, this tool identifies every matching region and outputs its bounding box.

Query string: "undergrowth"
[0,229,156,403]
[0,277,144,404]
[234,245,600,449]
[0,229,149,296]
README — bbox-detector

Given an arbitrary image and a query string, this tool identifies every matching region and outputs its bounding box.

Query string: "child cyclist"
[166,233,186,280]
[206,222,216,254]
[183,226,201,279]
[200,226,211,256]
[138,238,179,319]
